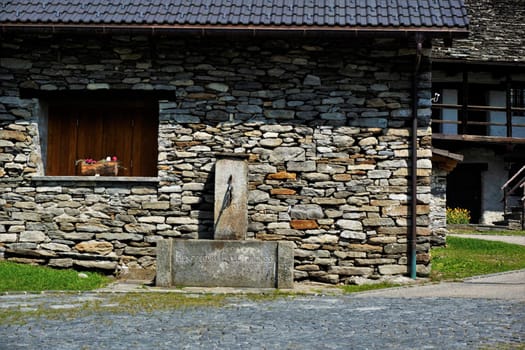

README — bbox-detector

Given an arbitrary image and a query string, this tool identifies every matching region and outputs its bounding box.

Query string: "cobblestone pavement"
[1,291,524,350]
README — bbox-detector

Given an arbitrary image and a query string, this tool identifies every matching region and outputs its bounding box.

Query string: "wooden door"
[447,163,486,224]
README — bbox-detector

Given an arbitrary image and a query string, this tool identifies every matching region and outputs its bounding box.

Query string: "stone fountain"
[156,153,293,288]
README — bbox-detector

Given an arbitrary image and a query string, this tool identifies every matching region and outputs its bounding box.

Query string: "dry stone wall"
[1,179,161,275]
[430,168,448,246]
[0,33,433,283]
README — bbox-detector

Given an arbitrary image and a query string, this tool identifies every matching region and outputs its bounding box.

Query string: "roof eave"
[0,23,469,39]
[433,57,525,68]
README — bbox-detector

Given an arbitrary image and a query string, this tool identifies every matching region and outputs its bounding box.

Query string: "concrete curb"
[448,234,525,246]
[463,268,525,281]
[350,269,525,301]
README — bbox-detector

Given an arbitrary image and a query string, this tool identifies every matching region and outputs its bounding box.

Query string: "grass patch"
[244,289,304,301]
[341,282,401,294]
[431,236,525,281]
[0,292,228,325]
[0,261,110,292]
[109,292,227,313]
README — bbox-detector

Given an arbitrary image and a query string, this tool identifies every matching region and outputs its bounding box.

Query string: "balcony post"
[506,75,512,138]
[461,69,469,134]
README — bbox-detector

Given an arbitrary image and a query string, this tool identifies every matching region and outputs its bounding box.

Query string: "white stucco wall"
[460,148,506,224]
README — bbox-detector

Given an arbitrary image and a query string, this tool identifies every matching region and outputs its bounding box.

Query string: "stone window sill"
[31,176,159,183]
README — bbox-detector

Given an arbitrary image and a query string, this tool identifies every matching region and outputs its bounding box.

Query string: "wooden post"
[506,75,512,138]
[460,69,469,135]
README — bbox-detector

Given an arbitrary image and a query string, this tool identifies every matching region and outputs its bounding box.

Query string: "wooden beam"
[432,103,525,113]
[432,133,525,144]
[432,154,460,172]
[432,147,464,161]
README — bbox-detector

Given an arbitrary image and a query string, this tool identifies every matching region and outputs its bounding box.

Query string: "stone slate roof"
[0,0,468,34]
[433,0,525,63]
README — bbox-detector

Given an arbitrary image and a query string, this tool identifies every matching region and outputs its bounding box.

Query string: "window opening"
[44,97,158,177]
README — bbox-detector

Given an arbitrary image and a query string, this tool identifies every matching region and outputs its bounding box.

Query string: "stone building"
[0,1,468,284]
[431,0,525,229]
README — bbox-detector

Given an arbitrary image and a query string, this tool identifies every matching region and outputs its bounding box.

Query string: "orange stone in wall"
[290,219,319,230]
[332,174,352,181]
[271,188,297,195]
[267,171,297,180]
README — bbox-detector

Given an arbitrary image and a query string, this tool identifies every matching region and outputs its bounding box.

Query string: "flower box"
[77,161,119,176]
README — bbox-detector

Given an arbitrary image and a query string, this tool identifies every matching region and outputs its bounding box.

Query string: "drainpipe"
[410,36,423,280]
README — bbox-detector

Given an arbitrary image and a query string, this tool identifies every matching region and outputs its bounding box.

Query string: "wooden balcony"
[432,103,525,143]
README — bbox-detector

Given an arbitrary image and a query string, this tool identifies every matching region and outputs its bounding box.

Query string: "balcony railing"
[432,103,525,139]
[501,165,525,230]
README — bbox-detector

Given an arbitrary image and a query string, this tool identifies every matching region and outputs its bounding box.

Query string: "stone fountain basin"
[156,239,294,289]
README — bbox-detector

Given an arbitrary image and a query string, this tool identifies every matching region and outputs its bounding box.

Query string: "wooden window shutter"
[46,105,78,176]
[46,98,158,177]
[131,103,158,177]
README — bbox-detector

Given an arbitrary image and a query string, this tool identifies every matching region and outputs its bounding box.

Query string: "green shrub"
[446,207,471,224]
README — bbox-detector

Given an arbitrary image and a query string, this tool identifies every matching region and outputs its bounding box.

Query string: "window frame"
[40,93,160,177]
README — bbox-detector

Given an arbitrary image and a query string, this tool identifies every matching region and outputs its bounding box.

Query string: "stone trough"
[155,153,294,289]
[156,239,294,289]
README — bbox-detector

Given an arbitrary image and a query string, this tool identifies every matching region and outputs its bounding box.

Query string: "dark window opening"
[44,97,159,177]
[463,85,488,136]
[511,88,525,117]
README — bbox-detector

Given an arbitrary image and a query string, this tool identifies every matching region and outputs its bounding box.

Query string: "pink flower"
[112,156,118,162]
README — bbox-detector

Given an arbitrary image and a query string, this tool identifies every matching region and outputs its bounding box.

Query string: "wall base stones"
[1,178,161,278]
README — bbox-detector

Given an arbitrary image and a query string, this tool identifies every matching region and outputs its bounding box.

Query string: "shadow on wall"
[197,163,215,239]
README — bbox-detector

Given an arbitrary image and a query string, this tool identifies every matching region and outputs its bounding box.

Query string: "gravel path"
[352,270,525,301]
[448,234,525,246]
